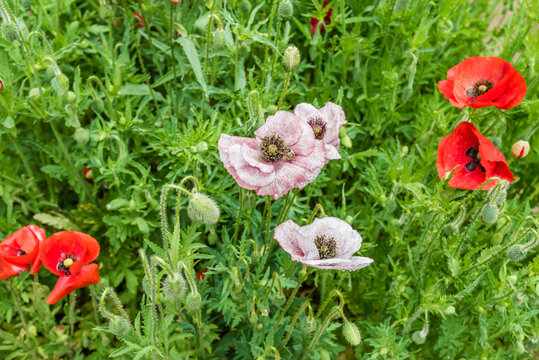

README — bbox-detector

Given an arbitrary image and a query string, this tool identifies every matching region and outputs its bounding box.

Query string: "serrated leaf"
[33,213,80,231]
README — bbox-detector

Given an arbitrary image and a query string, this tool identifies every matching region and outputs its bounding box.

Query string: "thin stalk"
[261,0,279,84]
[234,187,244,244]
[272,268,310,333]
[308,204,326,224]
[7,280,29,343]
[169,1,178,119]
[280,300,310,350]
[264,196,273,253]
[300,306,341,360]
[68,292,76,336]
[277,70,292,110]
[10,134,40,198]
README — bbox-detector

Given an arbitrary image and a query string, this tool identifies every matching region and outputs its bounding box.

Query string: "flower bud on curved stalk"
[282,46,300,72]
[342,321,362,346]
[188,193,220,224]
[507,245,526,262]
[109,316,131,336]
[481,204,499,224]
[278,0,293,19]
[186,292,202,311]
[1,22,18,42]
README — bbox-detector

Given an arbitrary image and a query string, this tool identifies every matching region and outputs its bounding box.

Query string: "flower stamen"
[314,234,337,260]
[466,79,494,99]
[308,117,327,140]
[260,135,294,162]
[57,254,77,275]
[17,250,27,256]
[465,146,485,173]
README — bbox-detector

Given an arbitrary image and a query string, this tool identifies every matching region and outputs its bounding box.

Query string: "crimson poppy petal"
[0,226,44,269]
[0,256,27,280]
[46,264,100,305]
[40,232,100,276]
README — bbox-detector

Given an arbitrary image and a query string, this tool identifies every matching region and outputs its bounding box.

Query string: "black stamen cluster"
[314,234,337,259]
[308,117,327,140]
[465,146,485,173]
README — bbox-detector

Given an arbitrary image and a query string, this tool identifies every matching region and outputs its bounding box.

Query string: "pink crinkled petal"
[294,103,321,123]
[274,220,318,261]
[255,162,306,199]
[289,118,318,156]
[303,218,363,258]
[240,143,275,174]
[324,145,341,160]
[301,256,373,271]
[319,102,346,148]
[291,140,326,188]
[255,111,302,147]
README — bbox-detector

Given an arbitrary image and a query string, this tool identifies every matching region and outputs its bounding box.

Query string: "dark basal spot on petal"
[465,146,484,173]
[17,250,27,256]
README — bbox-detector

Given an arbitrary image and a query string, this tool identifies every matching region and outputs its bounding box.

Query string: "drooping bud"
[1,22,18,42]
[481,204,499,224]
[443,305,455,315]
[185,292,202,311]
[29,87,46,98]
[74,128,90,145]
[212,29,226,50]
[109,316,131,336]
[92,98,105,113]
[163,273,187,302]
[83,167,94,184]
[270,292,286,307]
[99,3,114,19]
[342,322,362,346]
[195,141,209,153]
[507,245,526,262]
[282,46,300,72]
[299,315,317,334]
[511,140,530,159]
[54,73,70,93]
[188,192,220,224]
[278,0,294,20]
[412,330,426,344]
[65,91,77,104]
[240,0,252,14]
[489,183,508,208]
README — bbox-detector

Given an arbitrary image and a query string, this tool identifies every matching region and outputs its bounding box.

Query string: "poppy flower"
[218,111,326,199]
[84,167,94,184]
[274,217,373,271]
[437,57,526,110]
[133,13,145,28]
[0,225,46,280]
[40,231,100,304]
[196,270,207,280]
[294,102,346,162]
[437,121,513,190]
[310,1,333,35]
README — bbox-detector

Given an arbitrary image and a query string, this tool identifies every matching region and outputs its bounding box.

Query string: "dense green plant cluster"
[0,0,538,359]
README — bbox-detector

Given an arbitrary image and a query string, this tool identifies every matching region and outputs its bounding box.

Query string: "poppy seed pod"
[185,292,202,311]
[511,140,530,159]
[481,204,499,224]
[74,128,90,146]
[342,322,362,346]
[163,273,187,302]
[92,98,105,113]
[507,245,526,262]
[109,316,131,336]
[99,4,114,19]
[278,0,294,19]
[1,22,18,42]
[188,193,220,224]
[283,46,301,71]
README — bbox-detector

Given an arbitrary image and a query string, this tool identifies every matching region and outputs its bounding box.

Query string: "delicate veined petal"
[0,256,28,280]
[255,111,303,147]
[46,264,100,305]
[302,257,373,271]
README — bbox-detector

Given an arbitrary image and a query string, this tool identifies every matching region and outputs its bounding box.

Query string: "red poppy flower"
[40,231,100,304]
[437,122,513,190]
[438,57,526,110]
[0,225,46,280]
[311,1,333,35]
[196,270,207,280]
[134,13,145,28]
[84,167,94,184]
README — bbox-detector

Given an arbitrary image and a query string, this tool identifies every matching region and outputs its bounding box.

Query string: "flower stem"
[7,280,29,343]
[300,306,342,360]
[169,1,178,120]
[280,300,310,350]
[234,187,244,245]
[272,267,310,333]
[264,196,273,253]
[68,292,76,337]
[277,70,292,110]
[261,0,279,85]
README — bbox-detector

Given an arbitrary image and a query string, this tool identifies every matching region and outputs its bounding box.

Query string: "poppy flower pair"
[218,102,346,199]
[0,228,100,304]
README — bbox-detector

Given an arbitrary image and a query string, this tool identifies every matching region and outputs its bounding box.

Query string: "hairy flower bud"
[1,22,18,42]
[278,0,294,19]
[74,128,90,145]
[511,140,530,159]
[188,192,220,224]
[299,316,317,334]
[270,292,286,307]
[212,29,226,50]
[65,91,77,104]
[92,98,105,113]
[319,350,331,360]
[240,0,252,14]
[412,330,426,344]
[507,245,526,262]
[163,273,187,302]
[186,292,202,311]
[54,73,70,93]
[481,204,499,224]
[99,3,114,19]
[283,46,300,71]
[29,87,46,98]
[142,276,151,297]
[109,316,131,336]
[195,141,209,153]
[342,322,362,346]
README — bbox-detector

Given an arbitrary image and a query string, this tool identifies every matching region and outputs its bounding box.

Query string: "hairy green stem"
[234,187,244,245]
[264,196,273,253]
[277,70,292,110]
[272,268,310,333]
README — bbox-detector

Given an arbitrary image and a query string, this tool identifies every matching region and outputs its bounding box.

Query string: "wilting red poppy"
[0,225,46,280]
[437,121,513,190]
[40,231,100,304]
[438,57,526,110]
[311,1,332,35]
[134,13,145,28]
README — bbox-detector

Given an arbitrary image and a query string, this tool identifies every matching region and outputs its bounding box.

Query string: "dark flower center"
[308,117,327,140]
[314,234,337,260]
[260,135,294,162]
[57,254,77,275]
[17,250,27,256]
[465,146,485,173]
[466,79,494,100]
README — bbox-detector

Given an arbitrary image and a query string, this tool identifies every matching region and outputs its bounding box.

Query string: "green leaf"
[177,37,207,93]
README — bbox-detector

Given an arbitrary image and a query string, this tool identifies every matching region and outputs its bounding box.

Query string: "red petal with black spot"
[438,57,526,110]
[0,225,46,280]
[437,122,513,190]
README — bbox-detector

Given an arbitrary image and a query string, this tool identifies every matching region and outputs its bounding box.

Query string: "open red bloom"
[437,122,513,190]
[438,57,526,110]
[134,13,145,28]
[0,225,46,280]
[311,1,332,35]
[40,231,100,304]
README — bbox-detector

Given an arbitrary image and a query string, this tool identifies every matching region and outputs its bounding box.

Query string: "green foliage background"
[0,0,538,359]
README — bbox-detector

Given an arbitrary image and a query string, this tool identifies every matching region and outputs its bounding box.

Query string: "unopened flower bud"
[54,73,70,93]
[345,215,354,225]
[342,322,362,346]
[195,141,209,153]
[443,305,455,315]
[65,91,77,104]
[283,46,300,71]
[109,316,131,336]
[240,0,252,13]
[212,29,226,50]
[92,98,105,113]
[163,273,187,302]
[186,292,202,311]
[481,204,499,224]
[29,87,46,98]
[319,350,331,360]
[266,104,278,115]
[74,128,90,145]
[1,22,18,42]
[299,316,317,334]
[418,131,432,147]
[99,3,114,19]
[248,310,258,326]
[511,140,530,159]
[188,192,220,224]
[278,0,294,19]
[412,330,426,344]
[142,276,151,297]
[490,184,508,208]
[507,245,526,262]
[270,293,286,307]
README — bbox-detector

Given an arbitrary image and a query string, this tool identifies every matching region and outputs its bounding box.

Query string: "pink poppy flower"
[294,102,346,162]
[218,111,326,199]
[274,217,373,271]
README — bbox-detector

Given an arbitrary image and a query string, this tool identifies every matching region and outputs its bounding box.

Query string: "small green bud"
[142,276,151,297]
[92,98,105,114]
[65,91,77,104]
[282,46,301,71]
[270,293,286,307]
[507,275,517,283]
[240,0,252,13]
[163,273,187,302]
[242,190,257,212]
[299,316,317,334]
[29,87,46,98]
[278,0,294,20]
[186,292,202,311]
[188,192,220,224]
[481,204,499,224]
[73,128,90,145]
[418,131,432,147]
[195,141,209,153]
[248,310,258,326]
[256,323,264,332]
[1,23,18,42]
[99,3,114,19]
[319,350,331,360]
[109,316,131,336]
[490,233,504,245]
[412,330,426,344]
[507,245,526,262]
[54,73,70,93]
[345,215,354,225]
[212,29,226,50]
[511,140,530,159]
[443,305,455,315]
[342,322,362,346]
